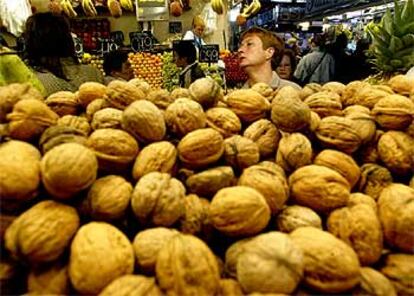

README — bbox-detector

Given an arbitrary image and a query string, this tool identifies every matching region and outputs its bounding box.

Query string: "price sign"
[98,38,118,56]
[129,32,154,52]
[169,21,182,34]
[73,37,83,58]
[199,44,220,63]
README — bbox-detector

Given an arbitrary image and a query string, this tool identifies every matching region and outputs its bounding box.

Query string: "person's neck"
[245,64,274,87]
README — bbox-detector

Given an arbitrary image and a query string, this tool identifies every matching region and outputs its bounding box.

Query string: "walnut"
[99,275,162,296]
[347,193,377,211]
[371,94,414,130]
[299,83,323,100]
[205,107,242,138]
[41,143,98,199]
[209,186,271,236]
[304,91,343,118]
[380,253,414,295]
[289,165,351,213]
[57,115,90,135]
[28,262,69,295]
[322,81,346,96]
[378,184,414,253]
[186,166,235,198]
[177,128,224,169]
[345,112,376,144]
[179,194,209,235]
[147,89,174,109]
[271,95,311,133]
[77,82,107,107]
[91,107,123,130]
[223,135,260,171]
[238,164,289,215]
[188,77,223,108]
[341,81,371,106]
[69,222,134,295]
[105,80,145,110]
[170,87,190,99]
[276,205,322,233]
[352,267,396,296]
[224,237,255,278]
[5,200,79,263]
[155,233,220,295]
[39,125,88,154]
[243,119,280,158]
[327,203,383,265]
[290,227,360,293]
[276,133,313,174]
[219,279,243,296]
[226,89,270,123]
[132,227,179,274]
[251,82,274,100]
[358,163,393,200]
[128,78,151,95]
[85,98,110,121]
[132,141,177,180]
[388,74,414,95]
[122,100,166,143]
[7,99,58,141]
[164,98,206,137]
[131,172,185,227]
[45,91,79,116]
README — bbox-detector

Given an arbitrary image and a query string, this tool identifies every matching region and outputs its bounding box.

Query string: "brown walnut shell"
[358,163,393,200]
[341,81,371,106]
[178,128,224,169]
[314,149,360,189]
[0,83,44,123]
[273,85,302,102]
[28,262,69,295]
[5,200,79,263]
[91,107,123,130]
[346,112,376,144]
[304,91,343,118]
[315,116,362,154]
[205,107,242,138]
[188,77,223,108]
[105,80,145,110]
[0,141,41,206]
[45,91,79,116]
[57,115,90,135]
[69,222,134,295]
[155,233,220,296]
[122,100,166,143]
[348,193,377,212]
[180,194,209,235]
[322,81,346,96]
[170,87,190,99]
[327,203,383,266]
[99,275,162,296]
[354,86,389,108]
[128,78,151,96]
[209,186,271,237]
[132,141,177,180]
[371,94,414,130]
[309,110,321,132]
[289,165,351,214]
[87,128,139,171]
[251,82,274,100]
[147,89,174,109]
[223,135,260,171]
[377,131,414,175]
[164,98,206,137]
[219,279,243,296]
[290,227,360,293]
[343,105,371,116]
[39,125,88,154]
[41,143,98,199]
[271,96,311,133]
[388,74,414,95]
[243,119,280,158]
[224,238,255,278]
[299,83,323,100]
[7,99,58,141]
[380,253,414,295]
[352,267,396,296]
[186,166,235,198]
[132,227,179,274]
[83,175,132,221]
[238,164,289,215]
[85,98,110,121]
[77,82,107,107]
[276,133,312,174]
[226,89,270,123]
[378,184,414,253]
[276,205,322,233]
[131,172,185,227]
[237,231,304,294]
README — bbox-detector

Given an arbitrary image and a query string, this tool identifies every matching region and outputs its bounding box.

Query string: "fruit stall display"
[71,18,111,52]
[222,52,248,88]
[128,52,164,89]
[161,51,180,92]
[1,69,414,295]
[81,53,105,76]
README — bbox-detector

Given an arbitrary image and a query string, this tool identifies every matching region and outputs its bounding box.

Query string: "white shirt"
[183,30,206,48]
[243,71,301,90]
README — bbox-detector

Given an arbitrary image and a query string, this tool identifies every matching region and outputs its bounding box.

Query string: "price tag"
[98,38,119,56]
[129,32,154,52]
[199,45,220,63]
[169,21,182,34]
[73,37,83,58]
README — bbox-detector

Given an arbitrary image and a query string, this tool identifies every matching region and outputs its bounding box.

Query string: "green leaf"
[394,0,403,27]
[382,9,394,36]
[388,36,404,53]
[402,0,414,22]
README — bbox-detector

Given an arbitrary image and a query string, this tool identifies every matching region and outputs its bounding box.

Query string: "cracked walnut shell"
[226,89,270,123]
[205,107,241,138]
[243,119,280,158]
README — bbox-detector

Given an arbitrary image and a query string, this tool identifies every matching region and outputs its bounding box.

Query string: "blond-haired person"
[238,27,301,90]
[183,15,206,50]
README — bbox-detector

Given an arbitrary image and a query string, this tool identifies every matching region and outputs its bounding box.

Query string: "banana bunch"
[240,0,261,18]
[107,0,122,18]
[120,0,134,11]
[81,0,97,16]
[211,0,225,15]
[366,0,414,74]
[60,0,77,17]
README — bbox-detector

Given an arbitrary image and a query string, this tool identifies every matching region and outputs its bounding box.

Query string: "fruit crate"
[128,52,164,89]
[71,18,110,52]
[222,52,248,87]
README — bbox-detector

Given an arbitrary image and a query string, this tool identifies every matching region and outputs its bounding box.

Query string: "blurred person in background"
[183,15,206,51]
[329,32,353,83]
[24,12,104,96]
[173,40,205,88]
[294,34,335,85]
[237,26,301,90]
[103,50,134,85]
[276,49,298,82]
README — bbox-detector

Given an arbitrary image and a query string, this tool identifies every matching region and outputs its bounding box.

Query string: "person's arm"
[293,56,307,81]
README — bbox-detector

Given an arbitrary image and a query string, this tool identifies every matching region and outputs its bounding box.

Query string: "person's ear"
[265,47,275,60]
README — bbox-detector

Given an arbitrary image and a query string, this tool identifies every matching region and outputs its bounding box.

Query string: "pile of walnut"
[0,75,413,295]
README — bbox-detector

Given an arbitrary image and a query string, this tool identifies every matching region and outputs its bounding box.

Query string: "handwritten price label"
[199,45,220,63]
[130,32,154,52]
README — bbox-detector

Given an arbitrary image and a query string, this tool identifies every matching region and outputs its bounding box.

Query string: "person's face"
[173,52,187,68]
[113,60,134,81]
[193,25,204,37]
[237,35,274,69]
[276,55,292,79]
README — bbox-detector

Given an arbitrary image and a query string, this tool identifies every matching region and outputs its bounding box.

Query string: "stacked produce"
[161,51,180,91]
[222,52,248,87]
[81,53,105,76]
[366,0,414,77]
[0,74,414,295]
[128,52,163,89]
